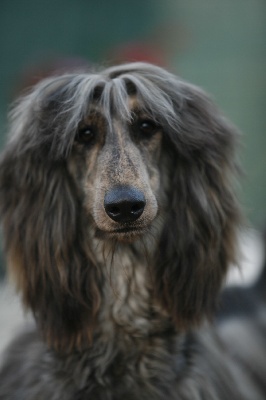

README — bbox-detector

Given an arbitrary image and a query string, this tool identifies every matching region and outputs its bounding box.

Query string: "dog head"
[69,94,163,243]
[0,63,241,350]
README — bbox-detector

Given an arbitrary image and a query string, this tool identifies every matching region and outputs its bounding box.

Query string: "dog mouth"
[95,225,147,242]
[112,226,143,234]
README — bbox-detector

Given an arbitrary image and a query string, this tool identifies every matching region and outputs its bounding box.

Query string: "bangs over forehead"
[9,63,185,157]
[62,63,183,127]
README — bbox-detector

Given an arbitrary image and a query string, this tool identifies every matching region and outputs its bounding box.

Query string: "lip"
[110,227,145,243]
[95,225,146,241]
[112,227,142,234]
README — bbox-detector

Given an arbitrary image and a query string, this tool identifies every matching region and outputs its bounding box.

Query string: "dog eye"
[138,120,158,137]
[76,126,96,145]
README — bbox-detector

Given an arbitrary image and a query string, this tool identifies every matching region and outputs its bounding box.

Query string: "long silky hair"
[0,63,241,351]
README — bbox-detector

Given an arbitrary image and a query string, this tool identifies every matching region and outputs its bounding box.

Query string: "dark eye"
[76,126,96,145]
[138,120,158,137]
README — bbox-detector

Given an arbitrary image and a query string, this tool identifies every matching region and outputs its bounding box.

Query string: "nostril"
[131,202,145,214]
[108,205,120,216]
[104,186,146,223]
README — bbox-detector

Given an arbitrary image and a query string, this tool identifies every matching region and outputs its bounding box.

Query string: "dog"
[0,62,265,399]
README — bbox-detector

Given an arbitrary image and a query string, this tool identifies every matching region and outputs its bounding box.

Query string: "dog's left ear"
[155,82,242,329]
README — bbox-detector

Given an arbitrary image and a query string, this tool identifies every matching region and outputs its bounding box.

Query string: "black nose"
[104,186,146,223]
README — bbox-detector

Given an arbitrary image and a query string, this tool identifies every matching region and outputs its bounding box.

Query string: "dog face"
[68,100,163,243]
[0,63,241,351]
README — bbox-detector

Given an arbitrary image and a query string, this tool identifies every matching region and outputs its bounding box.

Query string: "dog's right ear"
[0,79,102,352]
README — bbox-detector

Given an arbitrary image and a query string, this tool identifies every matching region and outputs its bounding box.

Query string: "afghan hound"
[0,63,265,399]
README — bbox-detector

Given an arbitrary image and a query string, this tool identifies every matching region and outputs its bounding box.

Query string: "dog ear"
[155,83,241,329]
[0,81,102,352]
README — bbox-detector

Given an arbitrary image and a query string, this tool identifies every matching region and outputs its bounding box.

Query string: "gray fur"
[0,62,265,399]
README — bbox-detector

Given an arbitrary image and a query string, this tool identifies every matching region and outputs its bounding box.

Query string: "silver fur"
[0,63,265,399]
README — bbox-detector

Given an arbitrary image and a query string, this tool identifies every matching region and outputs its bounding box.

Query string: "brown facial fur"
[68,101,163,242]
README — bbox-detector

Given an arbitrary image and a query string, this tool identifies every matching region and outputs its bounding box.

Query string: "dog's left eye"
[76,126,96,145]
[138,120,158,137]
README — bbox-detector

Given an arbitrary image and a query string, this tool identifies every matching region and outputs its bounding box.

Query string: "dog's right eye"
[75,126,96,145]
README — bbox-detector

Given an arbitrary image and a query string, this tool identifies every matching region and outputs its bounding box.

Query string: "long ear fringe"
[155,84,242,329]
[0,148,102,352]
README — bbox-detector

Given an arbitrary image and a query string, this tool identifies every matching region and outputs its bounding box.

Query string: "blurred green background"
[0,0,265,275]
